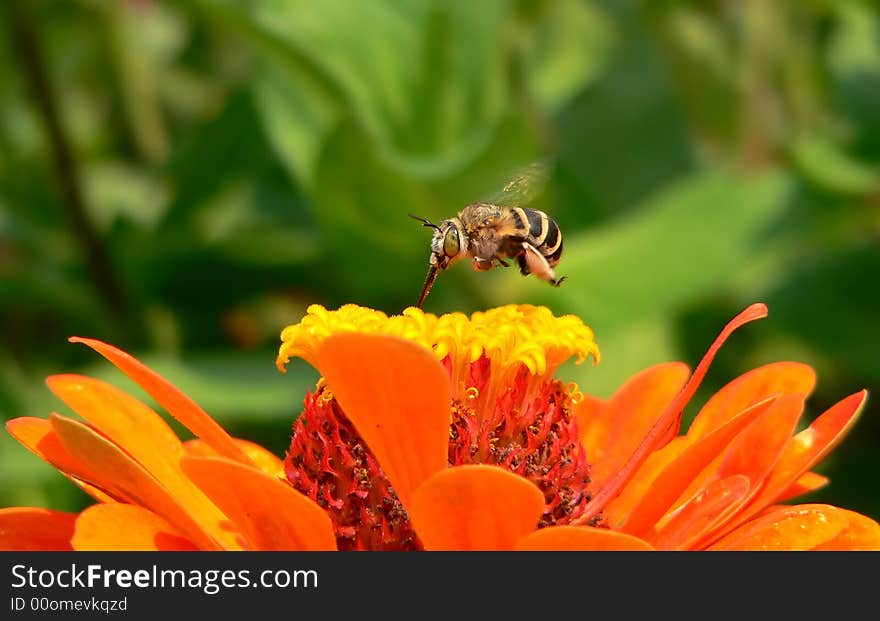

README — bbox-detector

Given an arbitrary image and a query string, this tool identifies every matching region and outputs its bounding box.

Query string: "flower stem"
[5,0,129,318]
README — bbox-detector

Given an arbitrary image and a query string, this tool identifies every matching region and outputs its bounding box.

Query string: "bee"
[410,163,565,308]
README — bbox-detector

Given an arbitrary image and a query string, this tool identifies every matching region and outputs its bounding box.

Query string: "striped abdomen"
[511,207,563,266]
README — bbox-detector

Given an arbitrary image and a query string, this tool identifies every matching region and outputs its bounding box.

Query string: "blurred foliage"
[1,0,879,519]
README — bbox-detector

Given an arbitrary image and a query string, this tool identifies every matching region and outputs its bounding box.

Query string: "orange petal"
[622,396,777,537]
[795,390,868,465]
[574,394,606,429]
[580,363,689,489]
[812,510,880,551]
[45,375,228,515]
[678,394,805,549]
[180,456,336,551]
[183,438,284,478]
[651,475,751,550]
[68,480,117,503]
[47,374,184,466]
[315,333,450,510]
[771,390,867,481]
[42,385,241,551]
[714,393,804,482]
[409,465,544,550]
[0,507,76,551]
[578,303,768,523]
[72,504,198,551]
[69,337,251,466]
[516,526,655,551]
[6,417,118,502]
[777,472,829,502]
[574,394,606,453]
[709,504,849,551]
[687,362,815,440]
[718,391,866,535]
[48,413,235,551]
[8,417,99,478]
[604,437,689,530]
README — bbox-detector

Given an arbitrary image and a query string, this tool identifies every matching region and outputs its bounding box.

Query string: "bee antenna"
[408,213,440,231]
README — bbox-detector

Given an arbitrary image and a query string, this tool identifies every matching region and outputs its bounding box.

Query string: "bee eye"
[443,228,460,257]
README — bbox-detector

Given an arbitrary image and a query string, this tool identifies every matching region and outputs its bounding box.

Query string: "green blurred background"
[2,0,879,520]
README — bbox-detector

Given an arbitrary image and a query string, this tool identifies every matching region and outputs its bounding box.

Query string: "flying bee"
[410,162,565,308]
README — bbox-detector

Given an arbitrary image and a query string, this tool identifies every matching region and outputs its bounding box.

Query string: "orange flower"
[2,303,878,551]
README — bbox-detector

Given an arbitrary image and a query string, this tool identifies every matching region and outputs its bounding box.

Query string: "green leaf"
[82,162,169,231]
[765,244,880,380]
[648,7,740,148]
[252,62,341,192]
[790,134,880,195]
[828,3,880,78]
[210,229,319,268]
[163,91,277,226]
[524,0,616,113]
[553,8,696,221]
[225,0,518,181]
[827,3,880,158]
[101,1,181,163]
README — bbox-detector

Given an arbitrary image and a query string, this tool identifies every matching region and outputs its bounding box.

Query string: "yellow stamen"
[277,304,600,392]
[566,381,585,406]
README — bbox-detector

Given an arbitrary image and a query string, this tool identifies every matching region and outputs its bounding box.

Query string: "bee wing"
[487,160,552,207]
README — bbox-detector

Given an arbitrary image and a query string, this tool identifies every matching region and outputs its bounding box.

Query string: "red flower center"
[284,355,597,550]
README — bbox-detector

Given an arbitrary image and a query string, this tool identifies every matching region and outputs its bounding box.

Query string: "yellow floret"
[277,304,600,383]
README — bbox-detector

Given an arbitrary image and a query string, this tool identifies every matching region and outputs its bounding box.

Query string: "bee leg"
[521,242,564,286]
[472,257,494,272]
[496,258,511,268]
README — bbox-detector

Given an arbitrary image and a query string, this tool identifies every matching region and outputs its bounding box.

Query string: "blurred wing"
[488,160,552,207]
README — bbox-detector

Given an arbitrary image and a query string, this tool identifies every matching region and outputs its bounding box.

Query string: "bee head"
[431,220,467,269]
[409,214,467,270]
